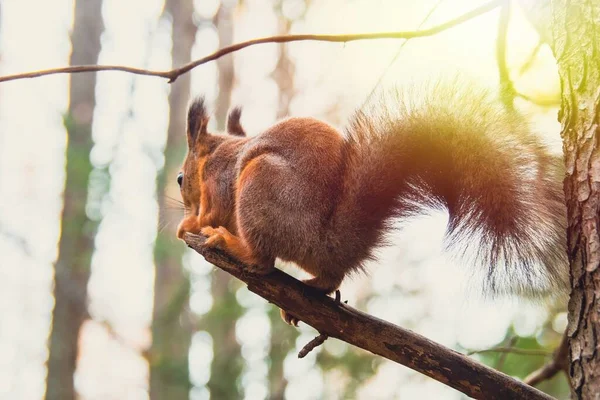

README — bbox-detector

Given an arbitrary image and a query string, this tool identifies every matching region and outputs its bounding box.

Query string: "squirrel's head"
[176,96,247,240]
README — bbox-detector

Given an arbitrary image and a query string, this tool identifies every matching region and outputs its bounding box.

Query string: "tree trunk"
[45,1,104,399]
[150,0,196,398]
[204,4,245,399]
[551,0,600,398]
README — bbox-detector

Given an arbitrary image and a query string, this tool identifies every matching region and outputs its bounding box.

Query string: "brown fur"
[177,87,568,323]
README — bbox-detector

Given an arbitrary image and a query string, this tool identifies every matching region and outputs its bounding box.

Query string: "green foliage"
[475,329,570,400]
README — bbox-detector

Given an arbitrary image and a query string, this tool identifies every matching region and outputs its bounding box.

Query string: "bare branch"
[525,332,568,387]
[362,0,446,105]
[467,347,553,357]
[515,91,561,107]
[184,233,552,400]
[495,335,518,370]
[298,333,328,358]
[496,0,516,110]
[0,1,501,84]
[519,40,544,75]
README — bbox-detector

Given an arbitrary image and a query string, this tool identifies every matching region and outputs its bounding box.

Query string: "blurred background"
[0,0,568,399]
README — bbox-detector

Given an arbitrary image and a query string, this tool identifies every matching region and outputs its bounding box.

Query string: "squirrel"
[176,83,569,326]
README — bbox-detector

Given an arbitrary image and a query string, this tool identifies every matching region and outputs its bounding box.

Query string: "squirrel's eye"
[177,172,183,187]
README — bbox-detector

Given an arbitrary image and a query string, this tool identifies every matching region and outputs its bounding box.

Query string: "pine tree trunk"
[150,0,196,398]
[45,1,104,399]
[551,0,600,398]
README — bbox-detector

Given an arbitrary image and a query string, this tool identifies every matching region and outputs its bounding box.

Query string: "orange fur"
[201,226,272,274]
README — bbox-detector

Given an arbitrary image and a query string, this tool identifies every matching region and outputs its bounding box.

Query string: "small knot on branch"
[297,290,343,358]
[298,333,329,358]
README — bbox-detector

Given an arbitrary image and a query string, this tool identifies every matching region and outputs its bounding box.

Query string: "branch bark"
[184,233,553,400]
[0,0,500,84]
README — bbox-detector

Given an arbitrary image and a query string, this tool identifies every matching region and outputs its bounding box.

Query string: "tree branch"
[184,233,552,400]
[524,332,568,387]
[467,347,553,357]
[495,335,518,370]
[496,0,516,110]
[0,0,501,84]
[519,39,544,75]
[515,91,561,107]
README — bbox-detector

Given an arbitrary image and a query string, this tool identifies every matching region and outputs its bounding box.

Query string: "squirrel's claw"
[280,309,300,327]
[278,291,342,327]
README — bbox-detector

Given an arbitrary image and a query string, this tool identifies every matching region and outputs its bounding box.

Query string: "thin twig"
[519,39,544,75]
[496,0,516,110]
[468,347,553,357]
[0,1,501,84]
[525,332,569,387]
[495,336,518,370]
[298,333,328,358]
[362,0,446,106]
[495,1,559,109]
[297,291,342,358]
[515,91,560,107]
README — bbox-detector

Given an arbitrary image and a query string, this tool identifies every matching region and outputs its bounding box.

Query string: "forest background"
[0,0,568,399]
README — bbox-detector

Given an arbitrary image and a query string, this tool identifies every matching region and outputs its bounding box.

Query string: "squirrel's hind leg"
[280,271,345,326]
[301,274,344,294]
[201,226,275,275]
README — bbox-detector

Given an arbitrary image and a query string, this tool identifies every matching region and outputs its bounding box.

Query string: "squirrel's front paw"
[201,226,229,249]
[200,227,275,275]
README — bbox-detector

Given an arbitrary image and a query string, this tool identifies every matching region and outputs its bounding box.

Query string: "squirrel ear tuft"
[227,106,246,137]
[187,96,209,147]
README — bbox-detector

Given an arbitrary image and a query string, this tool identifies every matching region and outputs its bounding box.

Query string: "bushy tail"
[337,82,568,297]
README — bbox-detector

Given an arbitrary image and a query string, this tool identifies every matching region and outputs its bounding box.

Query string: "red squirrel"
[176,84,568,325]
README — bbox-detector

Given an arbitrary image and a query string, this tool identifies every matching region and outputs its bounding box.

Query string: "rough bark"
[185,233,553,400]
[550,0,600,398]
[45,1,104,399]
[203,5,245,399]
[150,0,196,398]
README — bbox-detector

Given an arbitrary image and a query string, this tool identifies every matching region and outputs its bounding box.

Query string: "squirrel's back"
[335,83,568,297]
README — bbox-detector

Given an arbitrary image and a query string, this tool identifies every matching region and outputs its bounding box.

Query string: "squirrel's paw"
[201,226,275,275]
[201,226,229,249]
[244,263,275,275]
[279,290,343,327]
[280,309,300,327]
[301,277,340,295]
